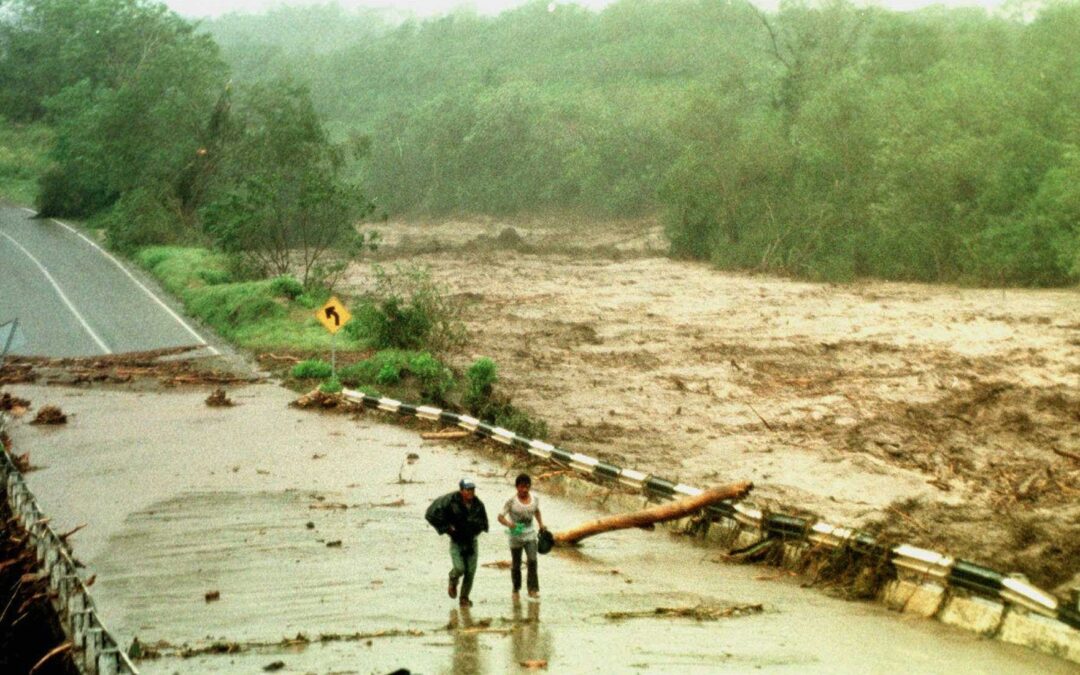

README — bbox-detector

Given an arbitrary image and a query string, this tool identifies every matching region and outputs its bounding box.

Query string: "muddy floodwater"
[4,382,1073,673]
[356,218,1080,594]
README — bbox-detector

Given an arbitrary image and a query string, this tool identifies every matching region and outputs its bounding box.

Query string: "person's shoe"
[459,598,473,607]
[527,591,539,600]
[511,591,520,600]
[448,579,458,599]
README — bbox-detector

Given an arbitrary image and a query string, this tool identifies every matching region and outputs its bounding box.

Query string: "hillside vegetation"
[1,0,1078,285]
[205,0,1080,285]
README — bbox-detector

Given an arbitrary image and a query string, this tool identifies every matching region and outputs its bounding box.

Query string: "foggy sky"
[162,0,1013,20]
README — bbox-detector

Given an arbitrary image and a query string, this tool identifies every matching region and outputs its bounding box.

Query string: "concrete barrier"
[0,412,139,674]
[342,388,1080,665]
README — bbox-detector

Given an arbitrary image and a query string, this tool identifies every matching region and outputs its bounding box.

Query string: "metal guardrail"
[0,413,139,675]
[343,389,1080,632]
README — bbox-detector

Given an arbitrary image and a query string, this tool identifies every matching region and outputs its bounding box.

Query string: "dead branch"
[58,524,86,542]
[30,643,72,674]
[746,403,773,431]
[1052,447,1080,464]
[553,482,753,546]
[421,430,469,440]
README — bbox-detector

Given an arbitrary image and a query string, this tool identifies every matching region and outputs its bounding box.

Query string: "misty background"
[1,0,1077,286]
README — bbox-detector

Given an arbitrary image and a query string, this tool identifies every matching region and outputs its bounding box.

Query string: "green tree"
[1,0,229,223]
[201,78,374,288]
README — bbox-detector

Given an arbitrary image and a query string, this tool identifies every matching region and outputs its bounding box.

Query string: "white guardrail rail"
[345,389,1080,637]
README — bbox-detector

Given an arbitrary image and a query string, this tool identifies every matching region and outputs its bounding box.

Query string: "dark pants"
[450,539,478,601]
[511,540,538,593]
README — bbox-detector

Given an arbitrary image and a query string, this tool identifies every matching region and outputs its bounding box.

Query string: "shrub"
[320,377,343,393]
[350,296,433,350]
[344,264,465,352]
[292,359,333,379]
[464,357,498,414]
[376,361,402,385]
[409,352,454,402]
[270,276,304,299]
[198,268,231,285]
[92,187,181,253]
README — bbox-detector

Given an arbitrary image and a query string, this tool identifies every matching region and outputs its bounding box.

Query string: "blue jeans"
[450,539,479,601]
[511,540,538,593]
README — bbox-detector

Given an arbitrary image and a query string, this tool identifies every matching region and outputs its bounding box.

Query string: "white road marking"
[48,217,219,355]
[0,229,112,354]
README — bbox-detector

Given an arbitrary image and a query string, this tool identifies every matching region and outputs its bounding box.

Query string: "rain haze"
[2,0,1078,672]
[163,0,1016,18]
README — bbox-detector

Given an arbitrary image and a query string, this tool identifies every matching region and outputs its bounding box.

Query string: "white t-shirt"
[502,494,540,545]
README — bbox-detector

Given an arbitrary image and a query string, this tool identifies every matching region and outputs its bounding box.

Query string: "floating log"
[553,482,753,546]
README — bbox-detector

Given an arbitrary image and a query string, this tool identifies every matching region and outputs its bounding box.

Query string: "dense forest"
[2,0,1079,286]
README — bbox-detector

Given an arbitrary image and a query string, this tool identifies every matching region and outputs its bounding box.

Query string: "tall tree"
[202,78,374,287]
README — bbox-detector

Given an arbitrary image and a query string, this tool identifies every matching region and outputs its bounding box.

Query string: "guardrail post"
[85,626,104,674]
[98,647,121,675]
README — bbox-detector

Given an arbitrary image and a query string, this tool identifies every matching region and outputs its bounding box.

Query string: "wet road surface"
[0,206,214,356]
[5,382,1070,674]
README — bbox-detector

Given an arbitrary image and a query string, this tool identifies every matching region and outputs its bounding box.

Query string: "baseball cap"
[459,477,476,490]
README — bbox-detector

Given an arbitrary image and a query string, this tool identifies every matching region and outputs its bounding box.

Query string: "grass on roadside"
[139,245,549,439]
[135,246,363,352]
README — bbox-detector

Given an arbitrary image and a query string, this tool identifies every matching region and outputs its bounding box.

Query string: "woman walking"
[498,473,545,600]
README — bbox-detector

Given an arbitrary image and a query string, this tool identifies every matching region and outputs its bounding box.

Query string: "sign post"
[315,297,352,379]
[0,318,27,371]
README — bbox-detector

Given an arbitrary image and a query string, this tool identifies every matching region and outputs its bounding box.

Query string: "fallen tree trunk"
[553,481,753,546]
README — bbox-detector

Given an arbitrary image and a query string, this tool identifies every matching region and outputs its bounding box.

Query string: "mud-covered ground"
[350,217,1080,595]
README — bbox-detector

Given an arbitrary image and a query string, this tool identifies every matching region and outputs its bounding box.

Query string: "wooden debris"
[58,524,86,542]
[1052,447,1080,464]
[604,603,763,621]
[29,405,66,425]
[0,392,30,411]
[205,388,234,407]
[553,482,753,546]
[421,429,469,440]
[29,642,72,674]
[371,499,406,508]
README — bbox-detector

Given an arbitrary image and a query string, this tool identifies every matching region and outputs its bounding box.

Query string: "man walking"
[425,477,489,606]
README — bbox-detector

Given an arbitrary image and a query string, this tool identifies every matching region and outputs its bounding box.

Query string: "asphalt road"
[0,205,214,357]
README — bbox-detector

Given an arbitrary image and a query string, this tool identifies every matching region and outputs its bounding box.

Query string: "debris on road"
[290,388,369,414]
[204,590,220,602]
[130,629,428,661]
[2,347,257,388]
[0,392,30,414]
[205,388,234,407]
[604,603,764,621]
[421,429,469,440]
[29,405,66,425]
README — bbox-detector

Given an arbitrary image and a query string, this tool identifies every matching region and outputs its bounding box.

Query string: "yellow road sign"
[316,296,352,334]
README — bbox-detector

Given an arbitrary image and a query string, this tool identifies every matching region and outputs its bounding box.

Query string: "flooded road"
[5,382,1069,673]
